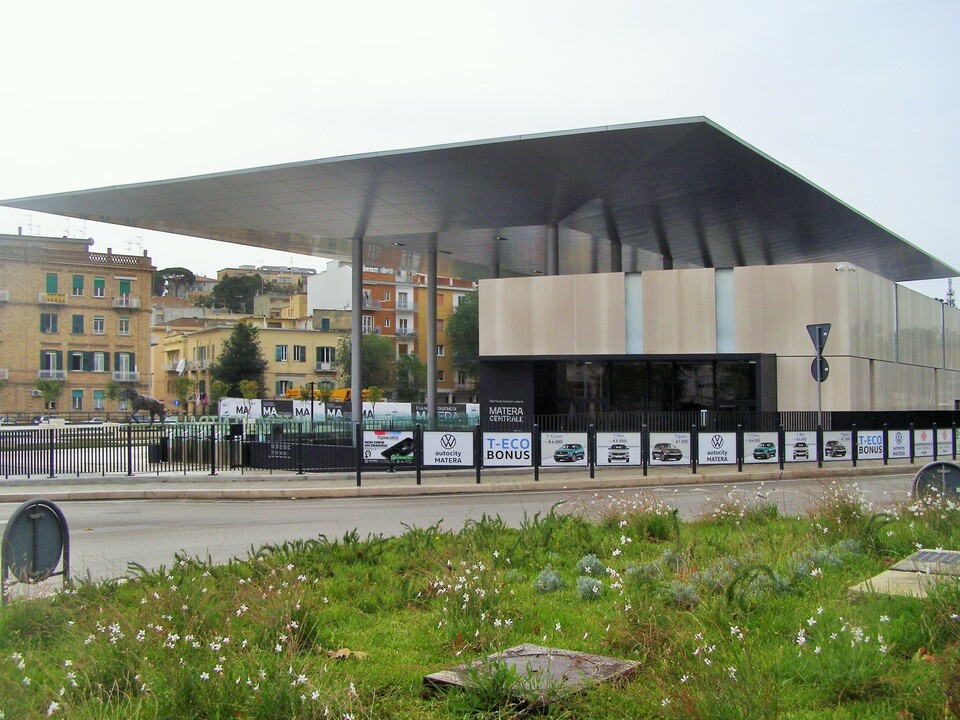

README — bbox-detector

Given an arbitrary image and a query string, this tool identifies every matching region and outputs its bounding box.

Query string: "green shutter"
[104,353,110,371]
[72,315,84,334]
[83,352,93,371]
[275,345,283,361]
[94,277,105,295]
[114,352,120,370]
[119,279,131,295]
[73,275,84,292]
[55,350,63,370]
[46,273,58,293]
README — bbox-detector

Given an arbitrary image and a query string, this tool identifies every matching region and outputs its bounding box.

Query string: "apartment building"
[307,262,478,402]
[151,324,347,413]
[0,233,153,416]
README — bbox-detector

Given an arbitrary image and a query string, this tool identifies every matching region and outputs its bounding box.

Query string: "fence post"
[817,424,823,469]
[909,423,915,464]
[953,422,957,460]
[851,424,858,468]
[691,425,698,475]
[641,423,648,477]
[355,422,363,487]
[47,428,56,479]
[474,423,482,485]
[209,423,217,476]
[296,421,304,475]
[778,424,785,471]
[533,423,539,483]
[737,423,743,473]
[415,423,422,486]
[933,422,938,461]
[588,423,595,479]
[127,424,133,476]
[882,423,889,465]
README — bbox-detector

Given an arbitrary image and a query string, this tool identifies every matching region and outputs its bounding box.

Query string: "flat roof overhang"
[3,117,954,282]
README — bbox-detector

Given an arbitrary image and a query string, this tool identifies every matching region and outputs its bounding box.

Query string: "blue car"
[554,443,585,462]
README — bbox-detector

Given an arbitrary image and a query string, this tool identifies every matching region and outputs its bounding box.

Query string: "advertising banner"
[414,404,481,426]
[219,398,256,417]
[650,432,690,466]
[423,431,474,467]
[483,399,528,431]
[540,432,588,466]
[913,428,934,458]
[597,432,641,466]
[698,432,737,465]
[889,429,909,459]
[481,432,533,466]
[936,427,955,457]
[744,432,779,464]
[822,431,852,462]
[362,430,415,465]
[856,430,885,461]
[786,430,816,463]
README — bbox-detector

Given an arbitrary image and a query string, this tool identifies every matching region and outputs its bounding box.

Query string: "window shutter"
[46,273,58,293]
[73,275,83,292]
[55,350,63,369]
[83,352,93,371]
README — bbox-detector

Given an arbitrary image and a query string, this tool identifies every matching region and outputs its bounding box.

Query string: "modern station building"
[3,117,957,423]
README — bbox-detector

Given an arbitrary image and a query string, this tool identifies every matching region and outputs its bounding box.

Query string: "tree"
[210,274,263,313]
[334,334,395,389]
[395,353,427,402]
[209,322,268,397]
[153,267,197,298]
[447,293,480,377]
[209,380,230,415]
[35,379,65,410]
[172,376,196,416]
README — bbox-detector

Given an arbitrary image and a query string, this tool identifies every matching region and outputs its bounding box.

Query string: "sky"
[1,1,957,298]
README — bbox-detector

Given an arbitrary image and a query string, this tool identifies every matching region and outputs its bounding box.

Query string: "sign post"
[807,323,831,428]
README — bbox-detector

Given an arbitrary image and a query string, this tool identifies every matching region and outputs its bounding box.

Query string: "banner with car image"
[822,431,852,462]
[597,432,641,466]
[786,431,816,462]
[649,432,690,466]
[744,432,779,464]
[540,432,588,466]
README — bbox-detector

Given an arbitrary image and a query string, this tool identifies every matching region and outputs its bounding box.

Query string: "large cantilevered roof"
[3,116,954,282]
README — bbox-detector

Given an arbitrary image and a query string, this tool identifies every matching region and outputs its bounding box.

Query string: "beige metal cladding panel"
[943,304,960,371]
[572,273,626,354]
[530,276,577,355]
[777,355,859,411]
[479,278,534,355]
[852,270,896,362]
[763,265,821,355]
[896,285,944,368]
[810,263,854,357]
[733,266,766,353]
[872,360,937,410]
[935,367,960,408]
[642,269,715,354]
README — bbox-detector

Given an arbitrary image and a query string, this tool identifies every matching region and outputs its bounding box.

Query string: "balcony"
[38,291,67,305]
[395,300,417,312]
[37,369,68,380]
[361,327,381,335]
[112,371,140,382]
[0,368,8,381]
[112,295,141,309]
[315,361,334,372]
[396,328,418,337]
[362,298,381,310]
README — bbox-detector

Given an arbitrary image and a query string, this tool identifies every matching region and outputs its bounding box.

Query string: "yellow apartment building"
[0,233,153,418]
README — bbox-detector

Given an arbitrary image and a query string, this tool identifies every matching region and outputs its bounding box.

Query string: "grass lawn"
[2,481,959,719]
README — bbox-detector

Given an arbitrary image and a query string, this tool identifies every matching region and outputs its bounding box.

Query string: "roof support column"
[351,237,363,425]
[546,224,559,275]
[426,236,438,428]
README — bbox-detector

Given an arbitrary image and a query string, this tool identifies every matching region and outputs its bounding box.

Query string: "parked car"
[0,416,17,425]
[652,442,683,461]
[554,443,585,462]
[824,440,847,458]
[32,415,64,425]
[84,417,107,424]
[607,443,630,463]
[792,441,809,460]
[752,442,777,460]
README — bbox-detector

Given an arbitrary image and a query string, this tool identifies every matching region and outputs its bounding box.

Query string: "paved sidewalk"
[0,461,920,503]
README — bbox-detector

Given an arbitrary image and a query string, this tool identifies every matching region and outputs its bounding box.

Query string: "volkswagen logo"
[711,435,724,449]
[440,433,457,449]
[895,432,903,444]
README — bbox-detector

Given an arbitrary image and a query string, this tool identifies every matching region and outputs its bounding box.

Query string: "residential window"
[437,344,445,356]
[437,370,445,381]
[93,316,105,335]
[362,316,372,332]
[71,389,83,411]
[320,317,331,331]
[275,344,288,361]
[72,275,84,296]
[383,317,391,328]
[70,352,84,371]
[457,370,469,385]
[398,344,408,355]
[437,319,444,333]
[275,380,293,396]
[93,390,105,411]
[93,352,106,372]
[118,279,131,297]
[293,345,306,362]
[41,313,58,333]
[93,277,105,297]
[383,290,391,301]
[118,317,130,335]
[72,314,84,334]
[437,294,444,305]
[316,346,335,363]
[45,273,58,293]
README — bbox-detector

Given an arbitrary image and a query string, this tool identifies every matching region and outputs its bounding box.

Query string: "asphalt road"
[0,472,914,583]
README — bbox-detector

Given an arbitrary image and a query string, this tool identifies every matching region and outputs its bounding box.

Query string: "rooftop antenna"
[947,278,956,308]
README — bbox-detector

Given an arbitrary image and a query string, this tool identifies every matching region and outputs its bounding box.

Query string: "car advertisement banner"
[914,428,934,458]
[822,431,852,462]
[698,432,737,465]
[482,432,533,466]
[786,431,816,462]
[744,432,779,464]
[597,432,641,466]
[889,429,910,459]
[856,430,885,461]
[423,431,474,467]
[540,432,588,466]
[937,427,955,457]
[363,430,414,465]
[649,433,690,466]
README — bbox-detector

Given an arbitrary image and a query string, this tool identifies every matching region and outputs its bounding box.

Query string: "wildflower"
[879,615,890,623]
[46,701,60,715]
[680,674,689,683]
[807,617,817,627]
[814,646,822,654]
[727,666,737,681]
[810,567,823,578]
[200,672,210,680]
[662,697,671,707]
[349,682,358,698]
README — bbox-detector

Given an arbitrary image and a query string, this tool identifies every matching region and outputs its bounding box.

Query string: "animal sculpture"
[118,388,166,423]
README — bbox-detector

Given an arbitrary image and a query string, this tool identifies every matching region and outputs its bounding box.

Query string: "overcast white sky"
[1,1,957,297]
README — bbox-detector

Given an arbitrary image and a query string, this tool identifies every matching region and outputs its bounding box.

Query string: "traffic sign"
[806,323,831,356]
[811,356,829,382]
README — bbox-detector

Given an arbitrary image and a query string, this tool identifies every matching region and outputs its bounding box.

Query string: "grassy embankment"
[2,481,959,719]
